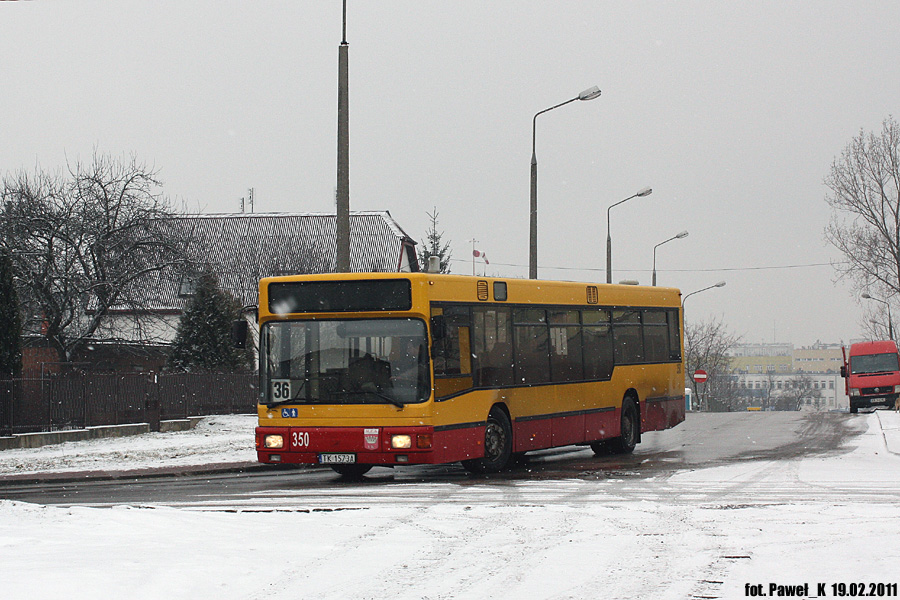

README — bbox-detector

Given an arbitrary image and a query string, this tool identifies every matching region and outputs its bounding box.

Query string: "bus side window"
[432,305,471,376]
[668,309,682,361]
[583,309,613,380]
[612,309,644,364]
[472,307,513,386]
[642,310,670,363]
[514,308,550,384]
[549,309,583,382]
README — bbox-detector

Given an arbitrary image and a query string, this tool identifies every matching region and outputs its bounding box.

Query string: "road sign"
[694,369,708,383]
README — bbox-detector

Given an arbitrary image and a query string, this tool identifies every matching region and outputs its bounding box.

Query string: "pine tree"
[167,271,252,373]
[418,207,452,273]
[0,249,22,377]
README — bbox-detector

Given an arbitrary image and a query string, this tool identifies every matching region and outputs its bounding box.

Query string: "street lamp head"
[675,230,689,239]
[862,293,873,299]
[636,187,653,197]
[578,85,602,101]
[714,281,726,288]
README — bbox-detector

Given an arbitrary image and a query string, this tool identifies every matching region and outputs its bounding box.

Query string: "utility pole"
[335,0,351,272]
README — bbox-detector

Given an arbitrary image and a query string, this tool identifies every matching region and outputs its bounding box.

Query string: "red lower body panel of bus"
[256,425,483,466]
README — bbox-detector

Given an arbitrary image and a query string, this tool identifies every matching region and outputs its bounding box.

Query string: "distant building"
[732,372,845,411]
[728,343,794,374]
[792,342,843,374]
[726,342,848,411]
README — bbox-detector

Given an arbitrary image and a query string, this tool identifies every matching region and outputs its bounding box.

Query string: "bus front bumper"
[256,425,442,466]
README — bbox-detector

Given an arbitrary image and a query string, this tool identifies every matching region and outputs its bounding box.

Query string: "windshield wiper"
[332,390,406,409]
[265,399,295,409]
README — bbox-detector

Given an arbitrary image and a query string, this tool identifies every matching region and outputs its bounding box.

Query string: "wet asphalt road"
[0,411,869,508]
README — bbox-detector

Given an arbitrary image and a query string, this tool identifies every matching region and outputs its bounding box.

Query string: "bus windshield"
[261,318,430,407]
[850,352,900,375]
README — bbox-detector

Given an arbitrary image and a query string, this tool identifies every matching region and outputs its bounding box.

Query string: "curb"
[0,417,205,451]
[0,461,293,486]
[876,410,900,456]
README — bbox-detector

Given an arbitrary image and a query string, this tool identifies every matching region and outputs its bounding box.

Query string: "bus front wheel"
[463,408,513,474]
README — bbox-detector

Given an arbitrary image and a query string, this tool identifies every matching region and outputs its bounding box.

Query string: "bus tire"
[463,407,513,474]
[331,464,373,478]
[610,397,639,454]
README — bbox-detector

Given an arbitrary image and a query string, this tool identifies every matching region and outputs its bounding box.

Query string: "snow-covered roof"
[141,211,419,310]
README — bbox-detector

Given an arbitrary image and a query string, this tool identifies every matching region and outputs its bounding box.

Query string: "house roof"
[147,211,419,310]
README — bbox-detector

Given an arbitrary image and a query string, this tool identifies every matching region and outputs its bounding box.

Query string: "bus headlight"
[849,388,861,397]
[391,435,412,449]
[264,434,284,449]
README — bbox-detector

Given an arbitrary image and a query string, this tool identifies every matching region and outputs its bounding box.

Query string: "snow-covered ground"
[0,414,257,476]
[2,412,900,599]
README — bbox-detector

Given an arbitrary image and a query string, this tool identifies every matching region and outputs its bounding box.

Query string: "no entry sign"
[694,369,708,383]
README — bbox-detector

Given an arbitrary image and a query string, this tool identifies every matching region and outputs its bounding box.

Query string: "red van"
[841,340,900,413]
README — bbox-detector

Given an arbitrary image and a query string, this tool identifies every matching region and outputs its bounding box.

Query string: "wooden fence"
[0,372,258,436]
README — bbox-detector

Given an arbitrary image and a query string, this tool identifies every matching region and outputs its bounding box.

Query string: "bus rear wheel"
[331,464,373,478]
[463,408,513,474]
[610,397,639,454]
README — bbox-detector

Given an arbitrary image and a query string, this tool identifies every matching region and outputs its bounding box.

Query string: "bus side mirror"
[430,315,445,343]
[430,315,445,358]
[232,319,249,349]
[840,365,847,378]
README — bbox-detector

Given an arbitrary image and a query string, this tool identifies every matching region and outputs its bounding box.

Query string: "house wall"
[22,346,60,378]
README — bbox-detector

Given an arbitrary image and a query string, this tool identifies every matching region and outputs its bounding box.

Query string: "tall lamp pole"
[336,0,351,272]
[683,280,726,308]
[606,187,652,284]
[862,293,894,340]
[652,230,688,286]
[682,280,726,412]
[529,85,601,280]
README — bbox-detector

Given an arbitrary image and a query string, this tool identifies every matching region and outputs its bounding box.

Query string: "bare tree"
[825,117,900,315]
[0,153,190,362]
[776,373,821,411]
[862,303,894,341]
[684,317,742,411]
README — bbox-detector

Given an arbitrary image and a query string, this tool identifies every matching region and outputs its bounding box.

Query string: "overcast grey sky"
[3,1,899,347]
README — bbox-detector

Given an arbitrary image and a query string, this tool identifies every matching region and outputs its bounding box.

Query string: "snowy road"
[0,410,868,508]
[2,411,899,599]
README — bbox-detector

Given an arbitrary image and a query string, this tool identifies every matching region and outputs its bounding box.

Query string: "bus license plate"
[319,453,356,464]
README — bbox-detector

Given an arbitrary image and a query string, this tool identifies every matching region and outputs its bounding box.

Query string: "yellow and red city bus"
[253,272,685,476]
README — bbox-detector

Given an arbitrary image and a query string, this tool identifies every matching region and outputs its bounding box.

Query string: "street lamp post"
[529,85,601,280]
[606,187,652,284]
[682,280,726,306]
[682,280,726,412]
[862,293,894,340]
[335,0,351,273]
[652,230,688,286]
